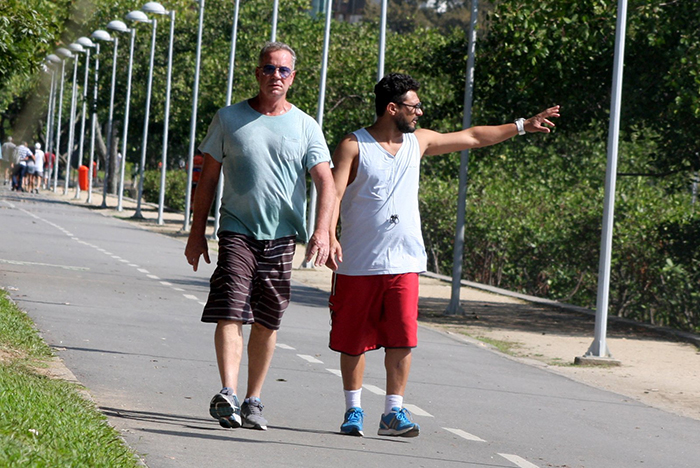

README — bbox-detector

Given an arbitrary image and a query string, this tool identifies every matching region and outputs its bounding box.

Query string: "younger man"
[327,73,559,437]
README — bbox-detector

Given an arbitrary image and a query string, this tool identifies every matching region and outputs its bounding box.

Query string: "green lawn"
[0,291,142,467]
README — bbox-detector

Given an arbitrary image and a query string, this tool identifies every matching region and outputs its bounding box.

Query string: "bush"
[142,169,188,212]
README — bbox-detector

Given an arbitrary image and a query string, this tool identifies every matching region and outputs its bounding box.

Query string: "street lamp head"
[68,42,85,53]
[142,2,168,15]
[55,47,73,59]
[76,36,96,48]
[125,10,152,23]
[107,20,130,33]
[92,30,113,42]
[46,54,62,64]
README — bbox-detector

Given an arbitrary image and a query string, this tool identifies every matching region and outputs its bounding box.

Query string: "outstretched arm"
[419,105,560,157]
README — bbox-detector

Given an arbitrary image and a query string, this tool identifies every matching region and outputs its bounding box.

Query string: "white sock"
[385,394,403,415]
[344,389,362,410]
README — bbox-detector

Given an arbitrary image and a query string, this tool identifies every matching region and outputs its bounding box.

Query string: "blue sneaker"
[340,407,364,436]
[377,407,420,437]
[209,391,241,429]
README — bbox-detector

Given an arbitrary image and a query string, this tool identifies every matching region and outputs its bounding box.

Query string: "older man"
[185,42,335,431]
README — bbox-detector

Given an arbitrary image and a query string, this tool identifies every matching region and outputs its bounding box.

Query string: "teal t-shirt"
[199,100,331,241]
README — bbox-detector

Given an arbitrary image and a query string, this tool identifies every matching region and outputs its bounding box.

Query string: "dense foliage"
[1,0,698,332]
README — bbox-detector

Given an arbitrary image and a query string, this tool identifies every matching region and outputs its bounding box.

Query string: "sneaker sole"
[242,420,267,431]
[377,425,420,437]
[340,428,364,437]
[209,394,241,429]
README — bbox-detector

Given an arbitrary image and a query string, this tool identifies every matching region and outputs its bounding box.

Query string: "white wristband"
[514,118,526,135]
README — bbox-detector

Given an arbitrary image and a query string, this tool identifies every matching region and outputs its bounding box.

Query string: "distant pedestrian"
[32,143,44,193]
[11,141,33,192]
[1,136,16,185]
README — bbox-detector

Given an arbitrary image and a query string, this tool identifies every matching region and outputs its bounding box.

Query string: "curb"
[421,271,700,349]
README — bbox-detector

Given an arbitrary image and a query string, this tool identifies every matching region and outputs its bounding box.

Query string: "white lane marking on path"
[119,259,129,263]
[160,281,173,286]
[276,343,295,350]
[172,287,184,292]
[0,258,90,271]
[297,354,324,364]
[128,264,139,267]
[443,428,486,442]
[403,404,433,417]
[147,275,160,280]
[498,454,541,468]
[137,268,150,273]
[362,384,386,396]
[198,301,206,306]
[326,368,342,377]
[183,294,199,301]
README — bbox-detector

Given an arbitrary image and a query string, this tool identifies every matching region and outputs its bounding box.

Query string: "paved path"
[2,186,700,468]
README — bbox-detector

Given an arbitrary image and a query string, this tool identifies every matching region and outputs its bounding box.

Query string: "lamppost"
[126,9,158,220]
[183,0,206,232]
[107,20,135,212]
[52,47,72,192]
[142,2,176,226]
[64,42,85,195]
[211,0,241,240]
[44,54,61,189]
[74,36,96,199]
[92,28,118,207]
[87,30,113,204]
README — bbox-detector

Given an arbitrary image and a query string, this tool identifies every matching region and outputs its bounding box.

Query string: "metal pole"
[584,0,628,360]
[53,60,66,192]
[271,0,279,41]
[75,47,91,199]
[183,0,205,232]
[211,0,240,240]
[45,68,56,189]
[133,18,158,219]
[102,37,119,208]
[446,0,478,315]
[377,0,387,81]
[87,44,100,204]
[64,54,80,195]
[157,11,176,225]
[301,0,332,269]
[118,29,136,212]
[45,69,55,161]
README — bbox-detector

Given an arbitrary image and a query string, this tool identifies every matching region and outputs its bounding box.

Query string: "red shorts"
[328,273,419,356]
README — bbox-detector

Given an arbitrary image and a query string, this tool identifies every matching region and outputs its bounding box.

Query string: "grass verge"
[0,290,142,467]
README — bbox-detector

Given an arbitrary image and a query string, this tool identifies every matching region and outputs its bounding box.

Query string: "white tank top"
[336,128,427,276]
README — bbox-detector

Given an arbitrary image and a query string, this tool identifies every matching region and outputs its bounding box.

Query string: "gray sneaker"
[241,398,268,430]
[209,391,241,429]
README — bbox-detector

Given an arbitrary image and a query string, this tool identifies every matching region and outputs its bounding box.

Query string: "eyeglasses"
[397,102,423,112]
[260,64,293,79]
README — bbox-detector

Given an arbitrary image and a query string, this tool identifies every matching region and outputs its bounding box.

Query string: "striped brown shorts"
[201,232,296,330]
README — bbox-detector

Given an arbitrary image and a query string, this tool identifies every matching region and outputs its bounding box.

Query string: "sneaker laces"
[346,409,362,422]
[395,408,412,422]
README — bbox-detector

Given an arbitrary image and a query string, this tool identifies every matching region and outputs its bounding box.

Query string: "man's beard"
[396,115,416,134]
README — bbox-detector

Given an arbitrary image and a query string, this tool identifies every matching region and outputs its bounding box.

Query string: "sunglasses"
[260,64,293,79]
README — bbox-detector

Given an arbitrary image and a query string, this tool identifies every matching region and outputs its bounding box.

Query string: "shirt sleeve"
[198,110,224,162]
[304,116,331,171]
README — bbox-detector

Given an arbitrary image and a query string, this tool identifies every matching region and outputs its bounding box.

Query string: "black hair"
[374,73,421,117]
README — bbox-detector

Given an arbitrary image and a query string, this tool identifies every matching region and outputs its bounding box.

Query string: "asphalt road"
[2,188,699,468]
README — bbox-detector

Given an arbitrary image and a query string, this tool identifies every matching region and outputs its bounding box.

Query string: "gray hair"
[258,41,296,69]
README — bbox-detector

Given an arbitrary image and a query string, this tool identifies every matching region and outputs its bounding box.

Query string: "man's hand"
[525,105,560,133]
[305,230,330,267]
[325,238,343,271]
[185,234,210,272]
